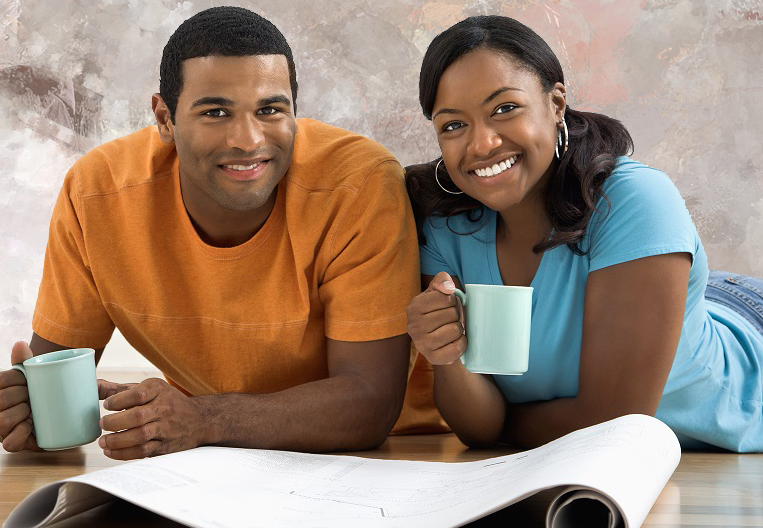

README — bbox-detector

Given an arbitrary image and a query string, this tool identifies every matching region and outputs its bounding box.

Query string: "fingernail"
[443,280,455,291]
[102,399,110,411]
[98,436,106,448]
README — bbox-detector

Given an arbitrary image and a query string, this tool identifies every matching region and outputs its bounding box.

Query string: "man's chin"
[214,189,278,214]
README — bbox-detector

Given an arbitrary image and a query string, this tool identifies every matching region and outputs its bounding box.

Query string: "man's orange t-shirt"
[34,119,399,380]
[32,119,446,433]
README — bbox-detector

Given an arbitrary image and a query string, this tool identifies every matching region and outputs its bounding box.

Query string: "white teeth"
[474,155,519,178]
[224,163,259,171]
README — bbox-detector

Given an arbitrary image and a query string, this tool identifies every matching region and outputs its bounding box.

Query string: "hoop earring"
[555,118,569,160]
[435,158,464,195]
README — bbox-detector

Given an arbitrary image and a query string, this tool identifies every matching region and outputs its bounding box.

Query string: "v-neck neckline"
[485,209,547,292]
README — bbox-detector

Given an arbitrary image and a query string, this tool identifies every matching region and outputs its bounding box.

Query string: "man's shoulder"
[69,126,176,197]
[289,118,401,191]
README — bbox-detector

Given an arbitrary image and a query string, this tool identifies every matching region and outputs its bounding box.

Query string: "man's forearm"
[195,374,402,452]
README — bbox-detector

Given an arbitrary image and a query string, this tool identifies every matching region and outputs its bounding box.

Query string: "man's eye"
[495,104,517,115]
[258,107,278,115]
[442,121,463,133]
[203,109,228,118]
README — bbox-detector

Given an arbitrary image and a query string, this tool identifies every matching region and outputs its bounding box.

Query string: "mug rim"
[463,283,533,291]
[21,348,95,367]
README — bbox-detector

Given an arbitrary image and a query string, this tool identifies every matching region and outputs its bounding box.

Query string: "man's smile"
[218,158,270,181]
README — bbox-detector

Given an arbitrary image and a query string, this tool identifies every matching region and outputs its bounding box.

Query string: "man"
[0,6,422,459]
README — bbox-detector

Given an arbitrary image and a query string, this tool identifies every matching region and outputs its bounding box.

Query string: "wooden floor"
[1,369,761,527]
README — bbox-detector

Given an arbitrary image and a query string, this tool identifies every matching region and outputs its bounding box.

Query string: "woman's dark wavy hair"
[407,16,633,254]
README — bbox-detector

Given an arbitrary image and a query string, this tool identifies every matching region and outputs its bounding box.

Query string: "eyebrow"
[190,96,235,109]
[190,95,292,109]
[432,86,524,120]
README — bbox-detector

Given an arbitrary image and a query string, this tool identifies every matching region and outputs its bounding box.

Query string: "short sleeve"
[587,160,698,273]
[32,169,115,348]
[319,161,419,342]
[420,217,458,277]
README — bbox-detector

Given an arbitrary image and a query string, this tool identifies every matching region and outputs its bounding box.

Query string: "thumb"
[427,271,457,295]
[11,341,33,366]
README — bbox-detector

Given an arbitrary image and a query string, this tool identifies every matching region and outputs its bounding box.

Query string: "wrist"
[192,395,223,446]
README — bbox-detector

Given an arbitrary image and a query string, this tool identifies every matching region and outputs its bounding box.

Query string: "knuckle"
[135,408,150,424]
[449,323,463,342]
[139,424,153,443]
[141,442,155,458]
[134,389,149,404]
[0,414,15,434]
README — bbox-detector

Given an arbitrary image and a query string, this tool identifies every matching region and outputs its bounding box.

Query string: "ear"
[152,94,175,145]
[550,82,567,122]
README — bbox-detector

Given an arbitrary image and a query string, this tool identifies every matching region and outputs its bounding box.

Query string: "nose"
[467,120,503,159]
[226,114,265,152]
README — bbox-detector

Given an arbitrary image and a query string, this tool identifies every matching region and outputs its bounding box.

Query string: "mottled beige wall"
[1,0,762,361]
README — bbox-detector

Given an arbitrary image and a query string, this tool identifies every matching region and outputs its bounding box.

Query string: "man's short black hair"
[159,6,298,122]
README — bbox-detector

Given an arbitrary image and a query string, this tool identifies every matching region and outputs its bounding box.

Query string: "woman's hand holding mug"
[406,272,467,365]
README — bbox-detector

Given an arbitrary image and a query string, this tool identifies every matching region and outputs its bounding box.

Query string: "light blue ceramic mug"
[11,348,101,450]
[453,284,533,375]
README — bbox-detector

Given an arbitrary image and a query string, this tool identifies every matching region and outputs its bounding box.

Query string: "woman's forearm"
[501,394,658,449]
[432,362,507,447]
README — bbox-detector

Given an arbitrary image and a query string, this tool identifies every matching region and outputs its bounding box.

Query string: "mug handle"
[10,364,26,377]
[452,289,467,365]
[453,288,466,306]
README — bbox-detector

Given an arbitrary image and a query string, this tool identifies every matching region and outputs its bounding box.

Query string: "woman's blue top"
[419,158,763,451]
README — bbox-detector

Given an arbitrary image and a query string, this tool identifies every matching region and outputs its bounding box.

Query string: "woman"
[405,15,763,452]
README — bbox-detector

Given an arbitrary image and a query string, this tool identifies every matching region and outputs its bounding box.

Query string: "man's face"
[167,55,297,214]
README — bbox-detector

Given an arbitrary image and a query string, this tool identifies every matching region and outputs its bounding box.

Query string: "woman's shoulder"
[597,157,687,215]
[602,156,678,194]
[583,157,700,272]
[603,157,677,194]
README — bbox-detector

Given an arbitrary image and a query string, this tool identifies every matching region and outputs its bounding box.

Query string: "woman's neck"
[496,191,551,250]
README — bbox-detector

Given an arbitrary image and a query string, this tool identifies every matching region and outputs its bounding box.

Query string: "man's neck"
[180,182,278,248]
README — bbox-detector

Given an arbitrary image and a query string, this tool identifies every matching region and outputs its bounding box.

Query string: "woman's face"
[431,48,565,213]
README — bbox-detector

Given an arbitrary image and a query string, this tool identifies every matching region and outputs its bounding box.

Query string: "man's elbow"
[341,384,405,451]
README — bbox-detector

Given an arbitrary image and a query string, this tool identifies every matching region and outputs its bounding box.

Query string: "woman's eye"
[442,121,463,132]
[495,104,517,115]
[203,109,228,118]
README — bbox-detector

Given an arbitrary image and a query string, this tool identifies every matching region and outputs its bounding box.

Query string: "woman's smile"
[470,154,520,179]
